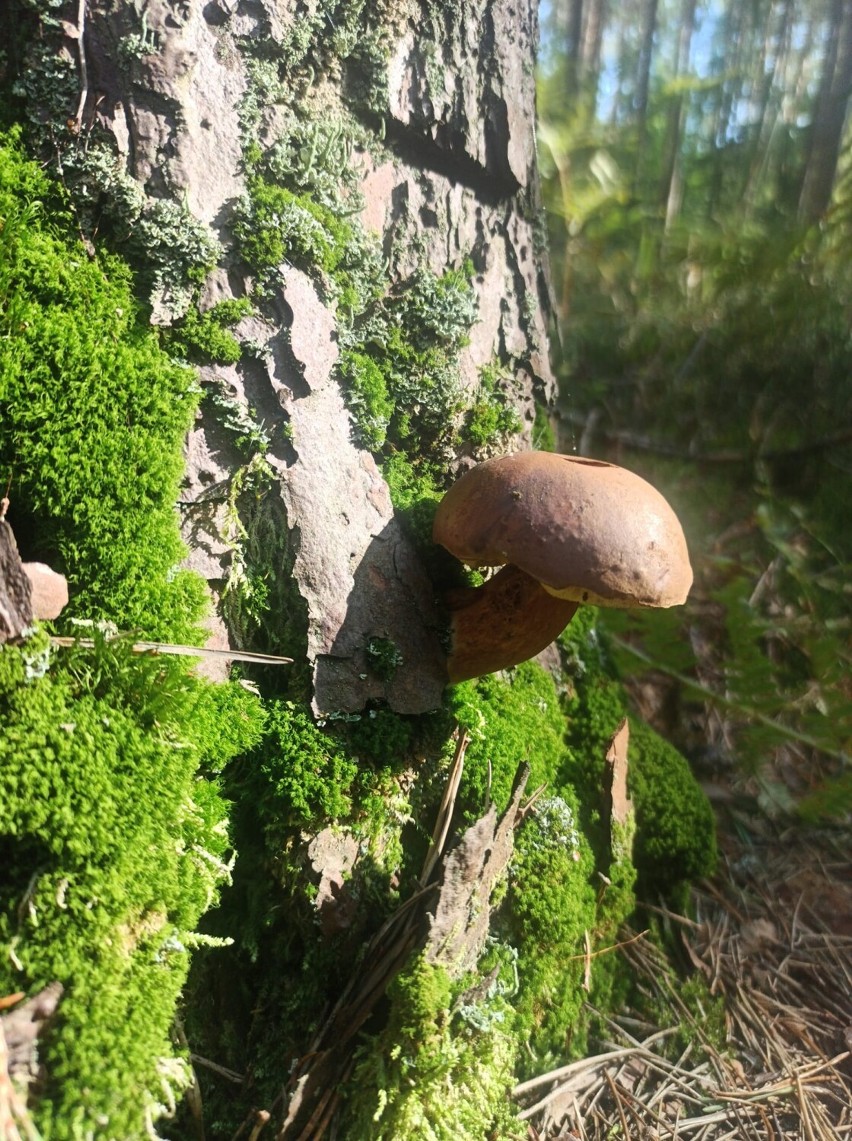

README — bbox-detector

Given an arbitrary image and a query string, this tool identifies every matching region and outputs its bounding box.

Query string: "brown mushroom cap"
[433,451,692,608]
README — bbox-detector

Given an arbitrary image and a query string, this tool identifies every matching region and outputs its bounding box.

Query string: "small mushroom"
[22,562,69,621]
[433,451,693,682]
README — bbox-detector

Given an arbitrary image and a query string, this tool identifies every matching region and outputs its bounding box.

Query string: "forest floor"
[516,703,852,1140]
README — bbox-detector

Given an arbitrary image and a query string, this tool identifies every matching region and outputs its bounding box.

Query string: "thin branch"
[49,636,292,666]
[74,0,88,133]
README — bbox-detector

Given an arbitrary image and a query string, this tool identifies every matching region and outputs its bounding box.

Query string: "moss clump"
[381,450,443,552]
[0,636,265,1140]
[628,719,717,899]
[465,396,521,447]
[250,700,360,833]
[448,661,634,1070]
[234,179,355,282]
[365,635,404,680]
[533,400,557,451]
[164,297,252,365]
[463,364,522,448]
[339,954,525,1140]
[337,349,394,449]
[561,608,717,901]
[506,793,598,1065]
[0,129,206,643]
[0,129,272,1138]
[450,661,570,817]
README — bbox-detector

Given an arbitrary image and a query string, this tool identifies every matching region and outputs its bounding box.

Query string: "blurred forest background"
[537,0,852,820]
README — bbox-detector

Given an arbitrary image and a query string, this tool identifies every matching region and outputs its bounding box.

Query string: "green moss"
[444,661,636,1071]
[0,130,206,643]
[381,450,446,566]
[338,349,394,449]
[505,793,597,1065]
[628,719,717,899]
[365,635,404,680]
[165,297,252,365]
[465,398,521,446]
[176,697,440,1133]
[561,610,717,901]
[463,364,523,449]
[0,636,264,1140]
[344,707,415,767]
[340,954,525,1140]
[252,701,360,833]
[234,179,353,281]
[233,95,485,462]
[450,661,570,817]
[0,129,275,1138]
[532,400,557,451]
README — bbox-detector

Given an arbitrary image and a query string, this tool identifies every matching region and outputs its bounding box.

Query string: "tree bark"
[2,0,555,717]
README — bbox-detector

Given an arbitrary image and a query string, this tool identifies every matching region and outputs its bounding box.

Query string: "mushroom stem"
[444,564,579,683]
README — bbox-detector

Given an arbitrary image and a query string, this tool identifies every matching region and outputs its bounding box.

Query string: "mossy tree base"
[0,5,717,1138]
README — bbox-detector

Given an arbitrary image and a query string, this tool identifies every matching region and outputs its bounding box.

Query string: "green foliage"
[0,635,264,1140]
[0,130,206,642]
[539,13,852,819]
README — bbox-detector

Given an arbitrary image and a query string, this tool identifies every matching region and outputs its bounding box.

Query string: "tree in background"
[539,0,852,812]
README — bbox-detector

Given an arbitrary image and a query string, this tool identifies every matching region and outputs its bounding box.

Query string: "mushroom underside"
[444,564,579,683]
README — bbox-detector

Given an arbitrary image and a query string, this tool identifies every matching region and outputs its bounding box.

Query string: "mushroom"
[433,451,693,682]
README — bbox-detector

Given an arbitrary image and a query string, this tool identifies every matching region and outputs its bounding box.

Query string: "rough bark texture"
[6,0,552,713]
[0,521,33,643]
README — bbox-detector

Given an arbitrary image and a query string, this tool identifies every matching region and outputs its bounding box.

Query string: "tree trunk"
[741,0,793,217]
[0,1,558,1134]
[562,0,586,100]
[660,0,697,230]
[634,0,659,191]
[3,0,553,717]
[579,0,607,120]
[798,0,852,223]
